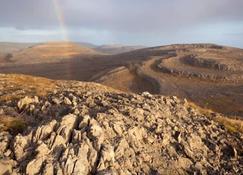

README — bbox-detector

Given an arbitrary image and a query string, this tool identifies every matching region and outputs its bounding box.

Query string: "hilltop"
[0,42,101,66]
[95,44,144,54]
[0,42,144,66]
[0,74,242,174]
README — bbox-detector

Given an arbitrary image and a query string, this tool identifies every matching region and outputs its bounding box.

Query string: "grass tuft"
[214,116,243,133]
[187,101,243,134]
[0,115,27,135]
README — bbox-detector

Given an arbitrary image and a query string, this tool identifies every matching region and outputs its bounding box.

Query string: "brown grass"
[0,115,26,134]
[203,96,243,118]
[187,101,243,133]
[214,116,243,133]
[0,74,57,101]
[187,101,214,116]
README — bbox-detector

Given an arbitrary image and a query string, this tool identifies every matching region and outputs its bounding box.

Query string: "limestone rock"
[17,96,39,110]
[0,78,242,175]
[98,144,115,171]
[56,114,78,143]
[63,97,72,105]
[26,157,44,175]
[0,132,12,156]
[0,159,16,175]
[13,134,29,161]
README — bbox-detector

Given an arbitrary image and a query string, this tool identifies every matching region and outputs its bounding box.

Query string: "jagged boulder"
[17,96,39,110]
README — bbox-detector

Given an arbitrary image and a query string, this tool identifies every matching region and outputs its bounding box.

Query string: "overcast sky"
[0,0,243,47]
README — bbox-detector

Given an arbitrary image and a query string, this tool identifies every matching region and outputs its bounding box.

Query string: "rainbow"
[52,0,69,41]
[52,0,72,79]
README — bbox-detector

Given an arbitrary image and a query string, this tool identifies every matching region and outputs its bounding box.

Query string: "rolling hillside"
[1,43,243,118]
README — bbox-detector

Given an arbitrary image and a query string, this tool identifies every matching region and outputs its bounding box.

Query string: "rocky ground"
[0,74,242,175]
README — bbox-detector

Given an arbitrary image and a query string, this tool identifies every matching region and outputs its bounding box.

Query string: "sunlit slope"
[0,42,101,65]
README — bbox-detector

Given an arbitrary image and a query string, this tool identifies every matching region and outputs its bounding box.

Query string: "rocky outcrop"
[17,96,39,110]
[0,76,242,174]
[157,53,243,82]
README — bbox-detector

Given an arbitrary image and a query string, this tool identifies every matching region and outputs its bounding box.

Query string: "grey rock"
[0,132,12,156]
[64,97,72,105]
[17,96,39,110]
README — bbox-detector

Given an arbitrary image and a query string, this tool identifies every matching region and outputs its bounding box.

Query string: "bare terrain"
[0,74,242,174]
[95,44,145,54]
[1,43,243,119]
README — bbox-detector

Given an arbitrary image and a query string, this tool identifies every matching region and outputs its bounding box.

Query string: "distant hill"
[76,42,97,48]
[0,42,35,65]
[0,42,145,65]
[95,44,145,54]
[0,42,34,54]
[0,42,101,65]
